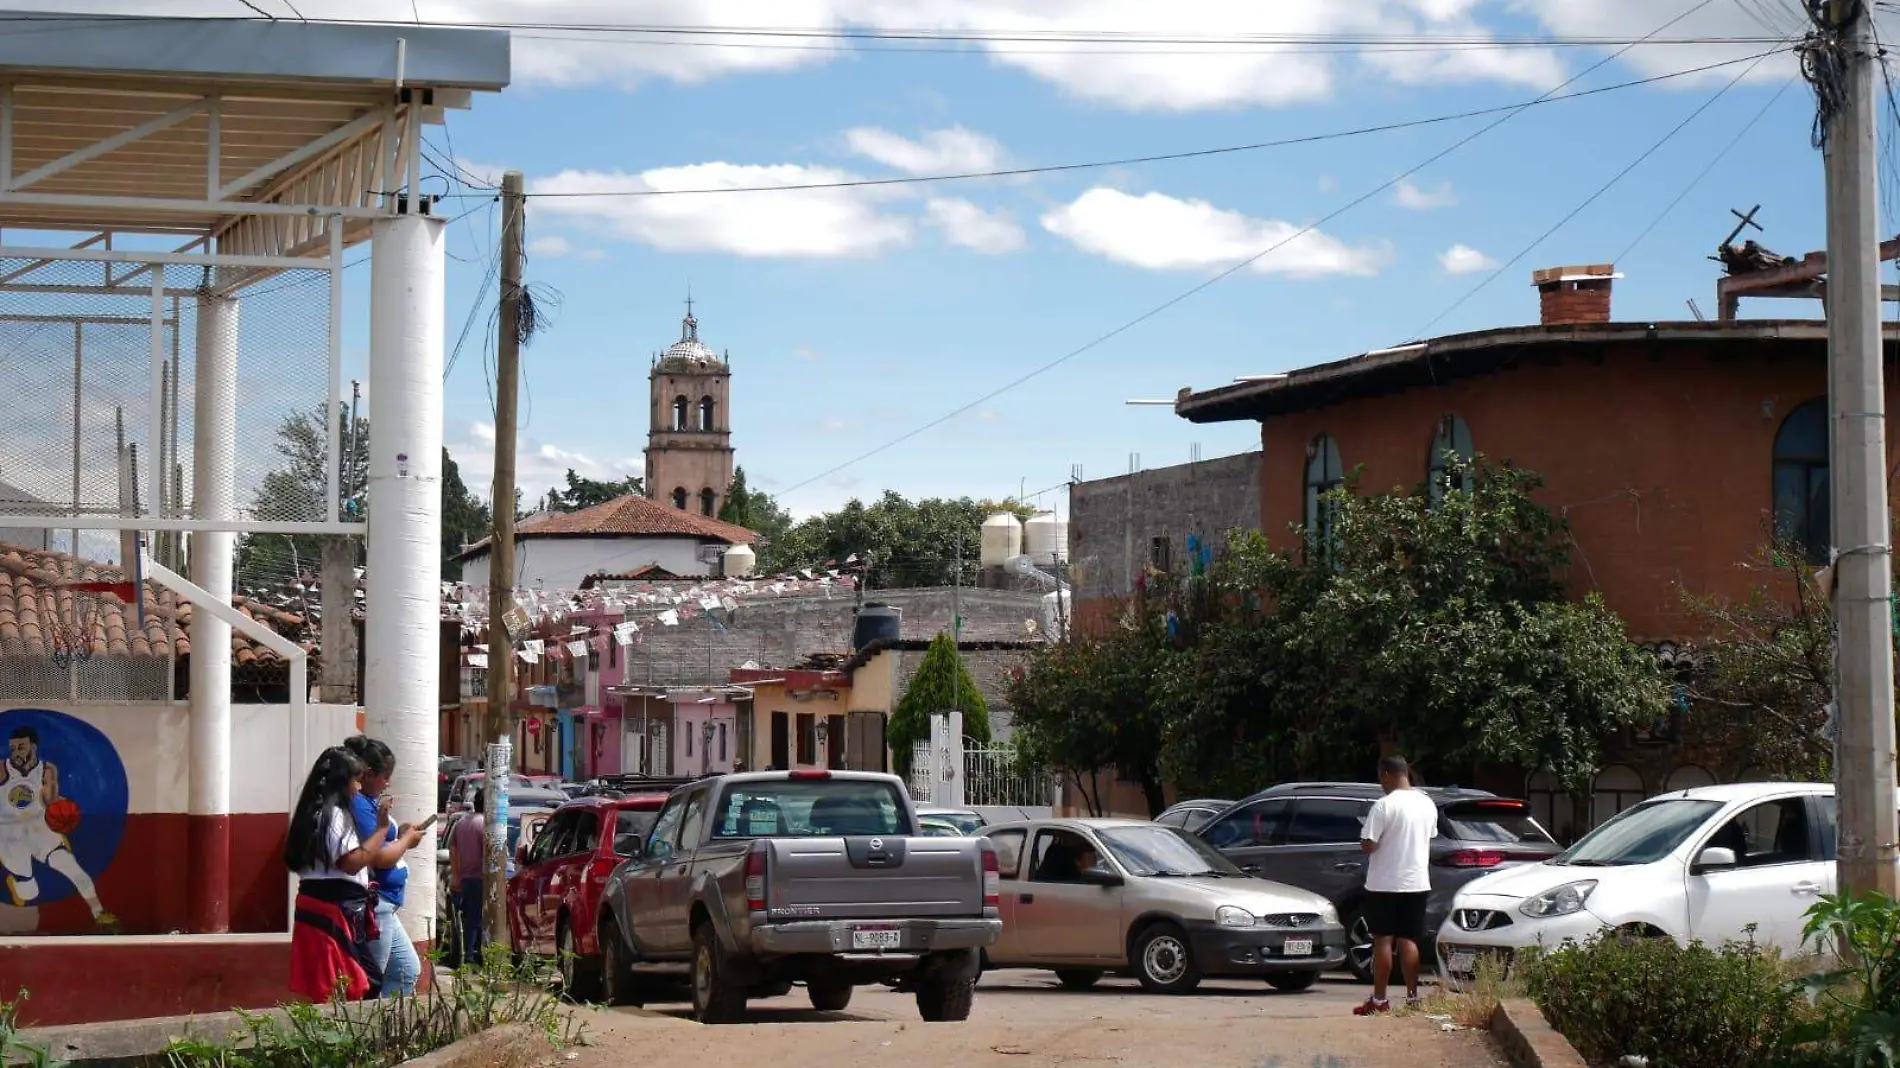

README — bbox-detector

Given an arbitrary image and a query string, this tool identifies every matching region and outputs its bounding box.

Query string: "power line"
[773,0,1732,497]
[427,50,1788,202]
[1410,47,1783,340]
[233,1,275,19]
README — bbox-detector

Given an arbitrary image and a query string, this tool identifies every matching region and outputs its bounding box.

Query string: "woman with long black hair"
[285,746,389,1002]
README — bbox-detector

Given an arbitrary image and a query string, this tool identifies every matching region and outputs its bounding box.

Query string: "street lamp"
[813,719,829,769]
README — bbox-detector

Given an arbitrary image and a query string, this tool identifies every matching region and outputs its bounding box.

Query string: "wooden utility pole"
[1822,0,1899,898]
[483,170,525,948]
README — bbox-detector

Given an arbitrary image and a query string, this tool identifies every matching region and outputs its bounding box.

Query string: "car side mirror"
[1078,867,1124,888]
[1693,846,1737,874]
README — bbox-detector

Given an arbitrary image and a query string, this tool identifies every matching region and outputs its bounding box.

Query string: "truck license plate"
[851,926,902,951]
[1448,950,1477,974]
[1283,938,1313,957]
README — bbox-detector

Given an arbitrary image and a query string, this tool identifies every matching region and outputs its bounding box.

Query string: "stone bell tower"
[645,298,735,517]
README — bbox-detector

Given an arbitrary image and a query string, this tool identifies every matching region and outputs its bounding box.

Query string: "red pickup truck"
[506,780,693,998]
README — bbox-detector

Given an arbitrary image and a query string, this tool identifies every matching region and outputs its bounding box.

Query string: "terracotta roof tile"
[455,494,758,560]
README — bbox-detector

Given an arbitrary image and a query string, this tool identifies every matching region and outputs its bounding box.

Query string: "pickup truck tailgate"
[765,836,985,920]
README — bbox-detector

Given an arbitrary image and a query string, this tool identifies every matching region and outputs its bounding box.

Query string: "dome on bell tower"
[661,297,721,367]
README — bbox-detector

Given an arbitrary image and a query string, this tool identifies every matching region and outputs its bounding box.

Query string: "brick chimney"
[1532,264,1617,325]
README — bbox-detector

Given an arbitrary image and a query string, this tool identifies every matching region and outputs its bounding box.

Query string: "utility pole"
[483,170,525,949]
[1822,0,1900,898]
[951,537,961,719]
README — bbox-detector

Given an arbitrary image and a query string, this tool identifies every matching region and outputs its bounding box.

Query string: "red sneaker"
[1353,998,1391,1016]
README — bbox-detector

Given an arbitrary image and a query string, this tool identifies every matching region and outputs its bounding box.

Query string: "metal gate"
[964,743,1055,807]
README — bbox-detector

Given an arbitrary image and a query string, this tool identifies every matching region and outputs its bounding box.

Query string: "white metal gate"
[964,743,1055,807]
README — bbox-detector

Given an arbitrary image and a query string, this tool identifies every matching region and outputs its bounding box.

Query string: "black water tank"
[852,603,902,650]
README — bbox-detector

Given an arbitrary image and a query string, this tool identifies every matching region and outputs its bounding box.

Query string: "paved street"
[567,971,1500,1068]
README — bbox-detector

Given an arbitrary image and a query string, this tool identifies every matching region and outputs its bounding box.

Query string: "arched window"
[1303,434,1344,559]
[1772,398,1829,563]
[1663,764,1717,793]
[671,487,687,511]
[672,395,690,431]
[699,396,716,432]
[1590,764,1645,829]
[700,488,717,516]
[1426,413,1475,504]
[1525,770,1567,843]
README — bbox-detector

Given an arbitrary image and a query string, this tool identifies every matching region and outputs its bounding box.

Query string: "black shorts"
[1362,891,1429,942]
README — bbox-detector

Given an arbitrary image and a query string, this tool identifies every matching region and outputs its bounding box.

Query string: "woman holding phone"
[342,735,426,997]
[285,747,386,1001]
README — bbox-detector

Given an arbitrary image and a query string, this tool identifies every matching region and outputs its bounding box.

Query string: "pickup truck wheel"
[915,973,976,1021]
[807,981,853,1012]
[559,920,604,1003]
[692,924,747,1024]
[1054,969,1103,990]
[1266,970,1320,993]
[1132,923,1202,994]
[598,919,646,1008]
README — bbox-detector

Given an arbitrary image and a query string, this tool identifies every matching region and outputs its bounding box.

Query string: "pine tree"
[889,631,990,775]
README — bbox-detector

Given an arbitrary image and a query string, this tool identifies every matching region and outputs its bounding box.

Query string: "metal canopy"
[0,12,510,246]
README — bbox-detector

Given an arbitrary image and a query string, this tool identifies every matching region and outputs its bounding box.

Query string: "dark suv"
[1196,783,1559,982]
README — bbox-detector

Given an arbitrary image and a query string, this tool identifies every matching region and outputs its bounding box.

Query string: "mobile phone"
[415,813,440,833]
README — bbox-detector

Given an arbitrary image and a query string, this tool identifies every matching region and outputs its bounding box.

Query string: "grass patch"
[1404,954,1523,1029]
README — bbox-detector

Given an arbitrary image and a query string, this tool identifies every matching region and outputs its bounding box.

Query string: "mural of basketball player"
[1,727,111,926]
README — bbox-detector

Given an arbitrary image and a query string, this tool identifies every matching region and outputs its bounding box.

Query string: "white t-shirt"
[296,806,369,887]
[1361,788,1439,893]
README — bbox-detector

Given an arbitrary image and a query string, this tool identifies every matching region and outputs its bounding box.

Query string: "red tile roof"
[0,542,306,664]
[455,494,758,560]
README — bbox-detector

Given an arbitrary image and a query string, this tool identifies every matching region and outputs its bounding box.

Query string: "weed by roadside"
[0,995,67,1068]
[1401,955,1522,1029]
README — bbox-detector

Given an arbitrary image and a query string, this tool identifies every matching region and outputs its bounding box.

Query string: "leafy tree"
[718,466,793,551]
[540,468,643,514]
[768,491,1034,586]
[441,447,492,581]
[890,632,991,775]
[237,404,366,594]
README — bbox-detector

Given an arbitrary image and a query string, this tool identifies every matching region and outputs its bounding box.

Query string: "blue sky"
[32,1,1856,518]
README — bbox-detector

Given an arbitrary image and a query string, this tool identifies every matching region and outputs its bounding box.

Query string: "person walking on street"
[448,789,486,963]
[285,747,384,1002]
[342,735,425,996]
[1354,755,1438,1015]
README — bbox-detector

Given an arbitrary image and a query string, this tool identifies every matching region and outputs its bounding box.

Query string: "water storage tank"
[1024,511,1069,567]
[723,544,756,578]
[979,513,1023,569]
[852,603,902,651]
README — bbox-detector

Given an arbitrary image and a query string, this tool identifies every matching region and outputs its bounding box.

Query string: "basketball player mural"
[2,725,111,925]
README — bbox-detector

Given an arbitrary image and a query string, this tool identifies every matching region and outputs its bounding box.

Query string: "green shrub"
[1781,892,1900,1068]
[1522,931,1804,1068]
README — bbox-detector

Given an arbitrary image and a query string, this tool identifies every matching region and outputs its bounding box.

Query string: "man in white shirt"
[1354,755,1439,1015]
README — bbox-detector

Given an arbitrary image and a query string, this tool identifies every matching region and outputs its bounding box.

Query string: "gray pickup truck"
[595,769,1002,1023]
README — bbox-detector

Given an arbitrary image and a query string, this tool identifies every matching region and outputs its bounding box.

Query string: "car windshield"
[1554,799,1723,866]
[928,811,985,834]
[1440,801,1558,846]
[1098,825,1244,877]
[613,809,658,856]
[710,780,909,838]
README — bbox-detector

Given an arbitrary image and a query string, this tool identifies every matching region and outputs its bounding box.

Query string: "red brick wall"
[1257,339,1850,640]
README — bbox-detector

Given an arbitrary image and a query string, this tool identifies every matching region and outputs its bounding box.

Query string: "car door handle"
[1333,861,1363,872]
[1792,881,1822,896]
[1020,893,1035,904]
[1239,865,1262,874]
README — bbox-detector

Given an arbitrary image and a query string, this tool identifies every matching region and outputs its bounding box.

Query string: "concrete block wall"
[1067,452,1263,601]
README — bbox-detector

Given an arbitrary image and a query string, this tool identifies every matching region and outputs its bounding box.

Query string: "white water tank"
[723,544,756,578]
[1024,511,1068,567]
[979,513,1023,569]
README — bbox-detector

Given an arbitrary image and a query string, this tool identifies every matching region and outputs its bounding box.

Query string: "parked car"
[1155,799,1233,833]
[435,786,569,968]
[438,756,479,813]
[507,793,676,997]
[917,806,987,835]
[981,818,1343,994]
[595,769,1003,1023]
[1436,782,1839,985]
[920,816,965,837]
[445,771,535,814]
[1198,783,1559,982]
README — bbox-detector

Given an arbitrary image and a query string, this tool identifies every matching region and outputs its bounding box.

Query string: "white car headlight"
[1216,905,1254,928]
[1519,881,1598,919]
[1319,902,1339,925]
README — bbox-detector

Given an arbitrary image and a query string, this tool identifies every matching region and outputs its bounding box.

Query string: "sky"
[12,1,1869,520]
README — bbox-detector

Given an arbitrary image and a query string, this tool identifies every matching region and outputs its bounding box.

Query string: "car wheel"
[691,923,747,1024]
[598,917,645,1008]
[915,971,976,1021]
[1053,969,1103,990]
[1267,970,1320,993]
[559,918,604,1003]
[1132,923,1202,994]
[1346,914,1404,985]
[807,981,853,1012]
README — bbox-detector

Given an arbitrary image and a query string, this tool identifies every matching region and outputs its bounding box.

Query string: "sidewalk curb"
[1489,999,1588,1068]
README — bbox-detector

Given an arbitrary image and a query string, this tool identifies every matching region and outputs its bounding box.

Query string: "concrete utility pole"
[1822,0,1900,898]
[484,170,525,947]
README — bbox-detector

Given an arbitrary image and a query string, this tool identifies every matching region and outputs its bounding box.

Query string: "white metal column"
[363,212,445,944]
[188,291,238,934]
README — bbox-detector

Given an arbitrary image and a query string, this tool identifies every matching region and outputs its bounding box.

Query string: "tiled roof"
[0,542,306,664]
[579,564,684,588]
[455,494,758,560]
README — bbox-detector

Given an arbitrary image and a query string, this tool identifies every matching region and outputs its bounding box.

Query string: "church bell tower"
[645,298,735,517]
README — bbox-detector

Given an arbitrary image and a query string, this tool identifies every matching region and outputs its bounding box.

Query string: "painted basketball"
[45,798,80,835]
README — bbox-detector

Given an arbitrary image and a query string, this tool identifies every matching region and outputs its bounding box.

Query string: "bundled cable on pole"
[1801,0,1860,148]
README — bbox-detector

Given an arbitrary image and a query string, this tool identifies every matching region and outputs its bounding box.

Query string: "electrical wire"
[1409,47,1783,341]
[422,51,1789,202]
[772,0,1737,497]
[233,0,275,19]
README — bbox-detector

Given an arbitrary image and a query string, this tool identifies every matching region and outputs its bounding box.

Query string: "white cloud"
[845,126,1006,174]
[925,198,1027,254]
[1394,179,1456,210]
[1041,187,1391,278]
[528,163,910,258]
[449,421,640,505]
[528,235,573,257]
[1439,243,1499,275]
[580,249,608,261]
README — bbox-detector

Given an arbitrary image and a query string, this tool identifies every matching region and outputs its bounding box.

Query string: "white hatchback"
[1436,782,1836,982]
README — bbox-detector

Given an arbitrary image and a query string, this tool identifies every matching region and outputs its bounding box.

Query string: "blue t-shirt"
[351,792,408,907]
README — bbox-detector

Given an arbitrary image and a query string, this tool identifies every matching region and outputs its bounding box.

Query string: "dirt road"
[566,972,1502,1068]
